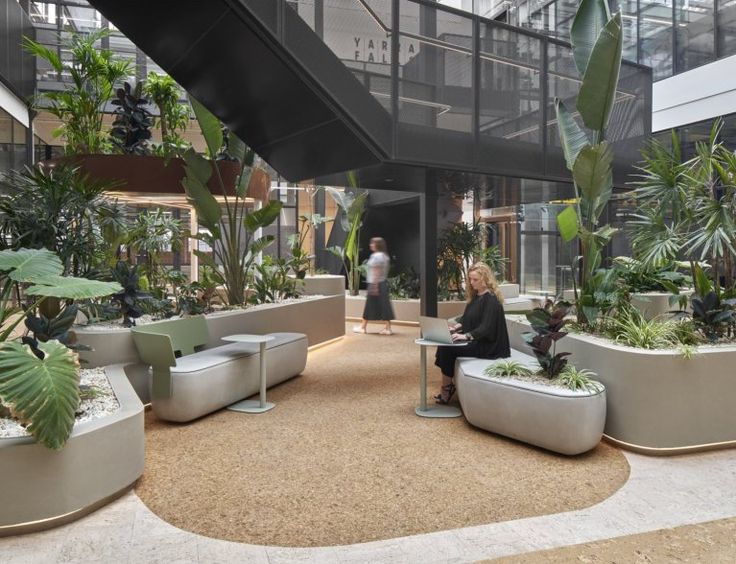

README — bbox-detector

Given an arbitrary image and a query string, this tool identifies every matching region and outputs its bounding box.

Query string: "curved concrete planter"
[0,366,144,536]
[506,316,736,454]
[456,356,606,455]
[292,274,345,296]
[630,291,691,320]
[72,295,345,403]
[346,283,526,322]
[561,290,692,320]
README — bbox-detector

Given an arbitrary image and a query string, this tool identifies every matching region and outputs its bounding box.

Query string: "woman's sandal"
[433,383,457,405]
[379,328,393,335]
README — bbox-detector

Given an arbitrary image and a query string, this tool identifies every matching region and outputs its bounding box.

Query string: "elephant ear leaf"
[0,340,80,450]
[0,248,63,282]
[25,276,122,300]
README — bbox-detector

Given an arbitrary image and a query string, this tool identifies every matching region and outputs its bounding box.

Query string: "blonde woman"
[434,262,510,404]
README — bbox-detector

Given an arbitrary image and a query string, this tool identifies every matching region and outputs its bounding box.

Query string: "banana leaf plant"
[0,248,122,450]
[554,0,623,325]
[326,184,368,296]
[181,97,282,305]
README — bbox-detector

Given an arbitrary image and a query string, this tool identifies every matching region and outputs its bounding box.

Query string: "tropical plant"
[388,268,421,299]
[250,256,300,304]
[522,301,572,378]
[288,204,333,278]
[437,222,506,300]
[109,261,152,327]
[626,134,689,268]
[607,309,680,349]
[109,81,153,155]
[483,360,533,378]
[0,248,121,450]
[0,165,125,277]
[326,184,368,296]
[127,208,184,292]
[142,72,191,157]
[689,264,736,341]
[181,97,282,305]
[631,121,736,290]
[557,366,603,392]
[554,0,623,325]
[176,282,208,316]
[23,29,131,154]
[611,256,689,293]
[684,123,736,289]
[24,304,88,355]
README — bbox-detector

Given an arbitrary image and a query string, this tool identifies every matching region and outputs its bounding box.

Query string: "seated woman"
[434,262,510,404]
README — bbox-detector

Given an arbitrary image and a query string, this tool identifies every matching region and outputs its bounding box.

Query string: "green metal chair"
[131,316,209,399]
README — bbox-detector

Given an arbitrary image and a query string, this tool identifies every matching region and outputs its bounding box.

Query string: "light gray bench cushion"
[151,333,308,422]
[171,332,305,373]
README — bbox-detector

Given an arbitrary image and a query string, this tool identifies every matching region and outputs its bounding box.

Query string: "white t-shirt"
[366,252,390,284]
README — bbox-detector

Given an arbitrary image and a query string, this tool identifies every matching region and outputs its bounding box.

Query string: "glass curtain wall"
[26,1,164,91]
[0,109,30,174]
[506,0,736,80]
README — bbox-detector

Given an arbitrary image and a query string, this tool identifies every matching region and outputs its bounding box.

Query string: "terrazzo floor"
[2,447,735,563]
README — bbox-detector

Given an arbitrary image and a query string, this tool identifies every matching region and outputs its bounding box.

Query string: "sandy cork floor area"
[135,323,629,548]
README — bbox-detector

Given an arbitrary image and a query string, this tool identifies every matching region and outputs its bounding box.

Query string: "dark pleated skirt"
[362,280,395,320]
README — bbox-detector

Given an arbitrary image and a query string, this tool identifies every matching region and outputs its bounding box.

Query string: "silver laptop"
[419,316,455,344]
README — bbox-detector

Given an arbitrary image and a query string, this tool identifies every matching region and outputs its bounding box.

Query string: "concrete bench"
[455,349,606,455]
[131,317,307,422]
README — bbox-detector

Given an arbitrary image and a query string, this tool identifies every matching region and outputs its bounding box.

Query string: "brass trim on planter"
[604,435,736,456]
[0,483,135,537]
[308,336,344,352]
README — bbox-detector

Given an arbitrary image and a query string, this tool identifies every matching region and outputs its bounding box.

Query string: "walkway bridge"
[86,0,651,192]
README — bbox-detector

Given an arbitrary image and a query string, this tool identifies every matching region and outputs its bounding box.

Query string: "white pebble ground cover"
[0,367,120,438]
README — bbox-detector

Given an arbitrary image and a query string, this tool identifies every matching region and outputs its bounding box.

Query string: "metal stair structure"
[87,0,652,190]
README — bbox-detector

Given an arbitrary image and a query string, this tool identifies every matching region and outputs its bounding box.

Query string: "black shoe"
[434,383,456,405]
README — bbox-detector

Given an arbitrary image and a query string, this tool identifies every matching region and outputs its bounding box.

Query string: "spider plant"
[483,360,533,378]
[557,366,603,392]
[609,310,679,349]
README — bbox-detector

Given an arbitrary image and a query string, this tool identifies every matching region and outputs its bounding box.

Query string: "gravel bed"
[0,367,120,439]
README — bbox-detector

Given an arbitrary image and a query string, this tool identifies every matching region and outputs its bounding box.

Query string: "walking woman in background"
[434,262,510,403]
[354,237,395,335]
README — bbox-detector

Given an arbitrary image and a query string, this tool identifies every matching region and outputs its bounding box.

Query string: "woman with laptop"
[434,262,510,404]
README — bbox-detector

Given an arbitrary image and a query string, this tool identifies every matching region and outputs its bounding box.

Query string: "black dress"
[363,280,395,320]
[434,292,510,377]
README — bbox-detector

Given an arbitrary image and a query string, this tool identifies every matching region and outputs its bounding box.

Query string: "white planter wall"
[457,356,606,456]
[72,295,345,403]
[346,283,525,322]
[506,316,736,454]
[0,366,144,535]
